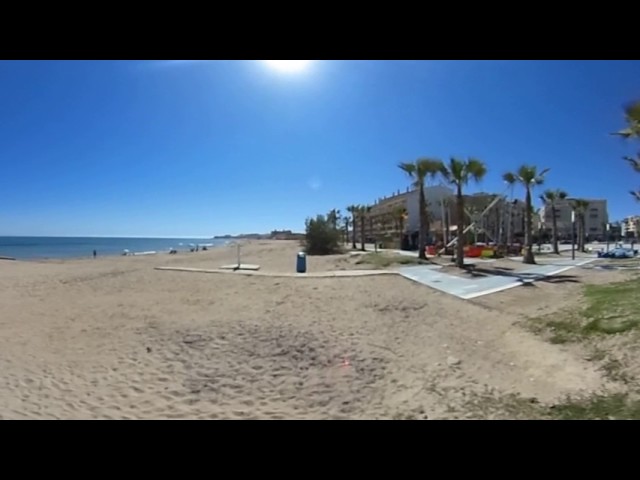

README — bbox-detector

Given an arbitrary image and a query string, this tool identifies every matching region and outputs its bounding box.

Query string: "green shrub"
[304,215,342,255]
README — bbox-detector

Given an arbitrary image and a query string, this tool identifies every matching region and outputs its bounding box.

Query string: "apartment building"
[366,187,530,247]
[367,185,454,246]
[622,216,639,239]
[541,198,609,240]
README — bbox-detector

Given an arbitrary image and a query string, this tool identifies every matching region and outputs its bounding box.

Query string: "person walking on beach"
[93,249,97,259]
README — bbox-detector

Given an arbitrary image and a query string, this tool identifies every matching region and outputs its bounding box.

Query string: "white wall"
[405,185,454,233]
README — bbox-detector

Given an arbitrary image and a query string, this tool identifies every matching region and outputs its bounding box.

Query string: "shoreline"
[0,242,229,263]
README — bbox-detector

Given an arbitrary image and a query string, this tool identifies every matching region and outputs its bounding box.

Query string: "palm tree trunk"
[578,214,584,251]
[369,217,374,251]
[455,186,465,268]
[418,185,427,260]
[360,215,366,251]
[523,187,535,264]
[398,217,405,250]
[352,217,357,249]
[551,201,559,254]
[577,216,582,252]
[344,220,349,246]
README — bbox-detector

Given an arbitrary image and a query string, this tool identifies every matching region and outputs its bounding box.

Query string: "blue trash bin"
[296,252,307,273]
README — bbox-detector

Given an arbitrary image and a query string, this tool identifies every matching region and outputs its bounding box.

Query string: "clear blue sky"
[1,60,638,237]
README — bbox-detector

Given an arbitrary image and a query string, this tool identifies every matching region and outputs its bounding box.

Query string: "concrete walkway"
[156,257,595,300]
[398,257,595,300]
[155,266,397,278]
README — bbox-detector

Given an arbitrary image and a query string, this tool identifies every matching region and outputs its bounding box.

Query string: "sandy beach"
[0,240,635,419]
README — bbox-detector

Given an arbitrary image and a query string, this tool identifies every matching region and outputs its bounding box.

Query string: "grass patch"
[355,253,430,268]
[581,280,640,334]
[463,390,640,419]
[549,393,640,420]
[527,277,640,343]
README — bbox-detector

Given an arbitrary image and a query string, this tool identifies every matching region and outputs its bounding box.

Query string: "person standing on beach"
[93,249,97,259]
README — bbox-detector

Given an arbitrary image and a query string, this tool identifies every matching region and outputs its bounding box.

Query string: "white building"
[404,185,455,234]
[368,185,454,246]
[622,216,639,238]
[541,198,609,240]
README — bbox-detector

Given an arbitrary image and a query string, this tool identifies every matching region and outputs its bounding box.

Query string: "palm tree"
[613,100,640,139]
[540,189,568,254]
[327,209,340,230]
[571,199,590,252]
[439,158,487,268]
[341,216,350,245]
[503,165,549,265]
[398,158,443,260]
[358,205,371,251]
[613,101,640,199]
[624,156,640,172]
[346,205,358,249]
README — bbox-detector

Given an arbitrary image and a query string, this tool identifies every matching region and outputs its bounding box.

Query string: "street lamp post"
[571,211,576,260]
[606,223,610,253]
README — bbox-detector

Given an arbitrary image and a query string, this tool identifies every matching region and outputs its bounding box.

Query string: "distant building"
[541,198,609,240]
[367,186,453,247]
[622,216,639,239]
[365,187,529,248]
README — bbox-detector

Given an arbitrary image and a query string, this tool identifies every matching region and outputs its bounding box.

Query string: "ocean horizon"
[0,236,228,260]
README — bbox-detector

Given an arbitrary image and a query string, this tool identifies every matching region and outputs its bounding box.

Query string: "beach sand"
[0,240,630,419]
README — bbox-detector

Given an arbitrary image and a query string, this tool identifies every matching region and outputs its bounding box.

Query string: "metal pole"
[440,200,446,244]
[606,223,610,253]
[571,212,576,260]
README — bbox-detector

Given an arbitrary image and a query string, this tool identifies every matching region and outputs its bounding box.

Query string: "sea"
[0,236,230,260]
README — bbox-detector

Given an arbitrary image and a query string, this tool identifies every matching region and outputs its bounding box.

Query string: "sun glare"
[263,60,311,73]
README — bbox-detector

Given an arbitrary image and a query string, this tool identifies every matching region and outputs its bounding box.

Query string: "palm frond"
[612,100,640,139]
[398,162,416,177]
[624,100,640,125]
[624,155,640,172]
[631,190,640,202]
[533,176,546,186]
[502,172,518,185]
[542,189,555,201]
[416,158,444,182]
[467,158,488,182]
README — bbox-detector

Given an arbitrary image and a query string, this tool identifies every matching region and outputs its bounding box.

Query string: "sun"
[263,60,311,73]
